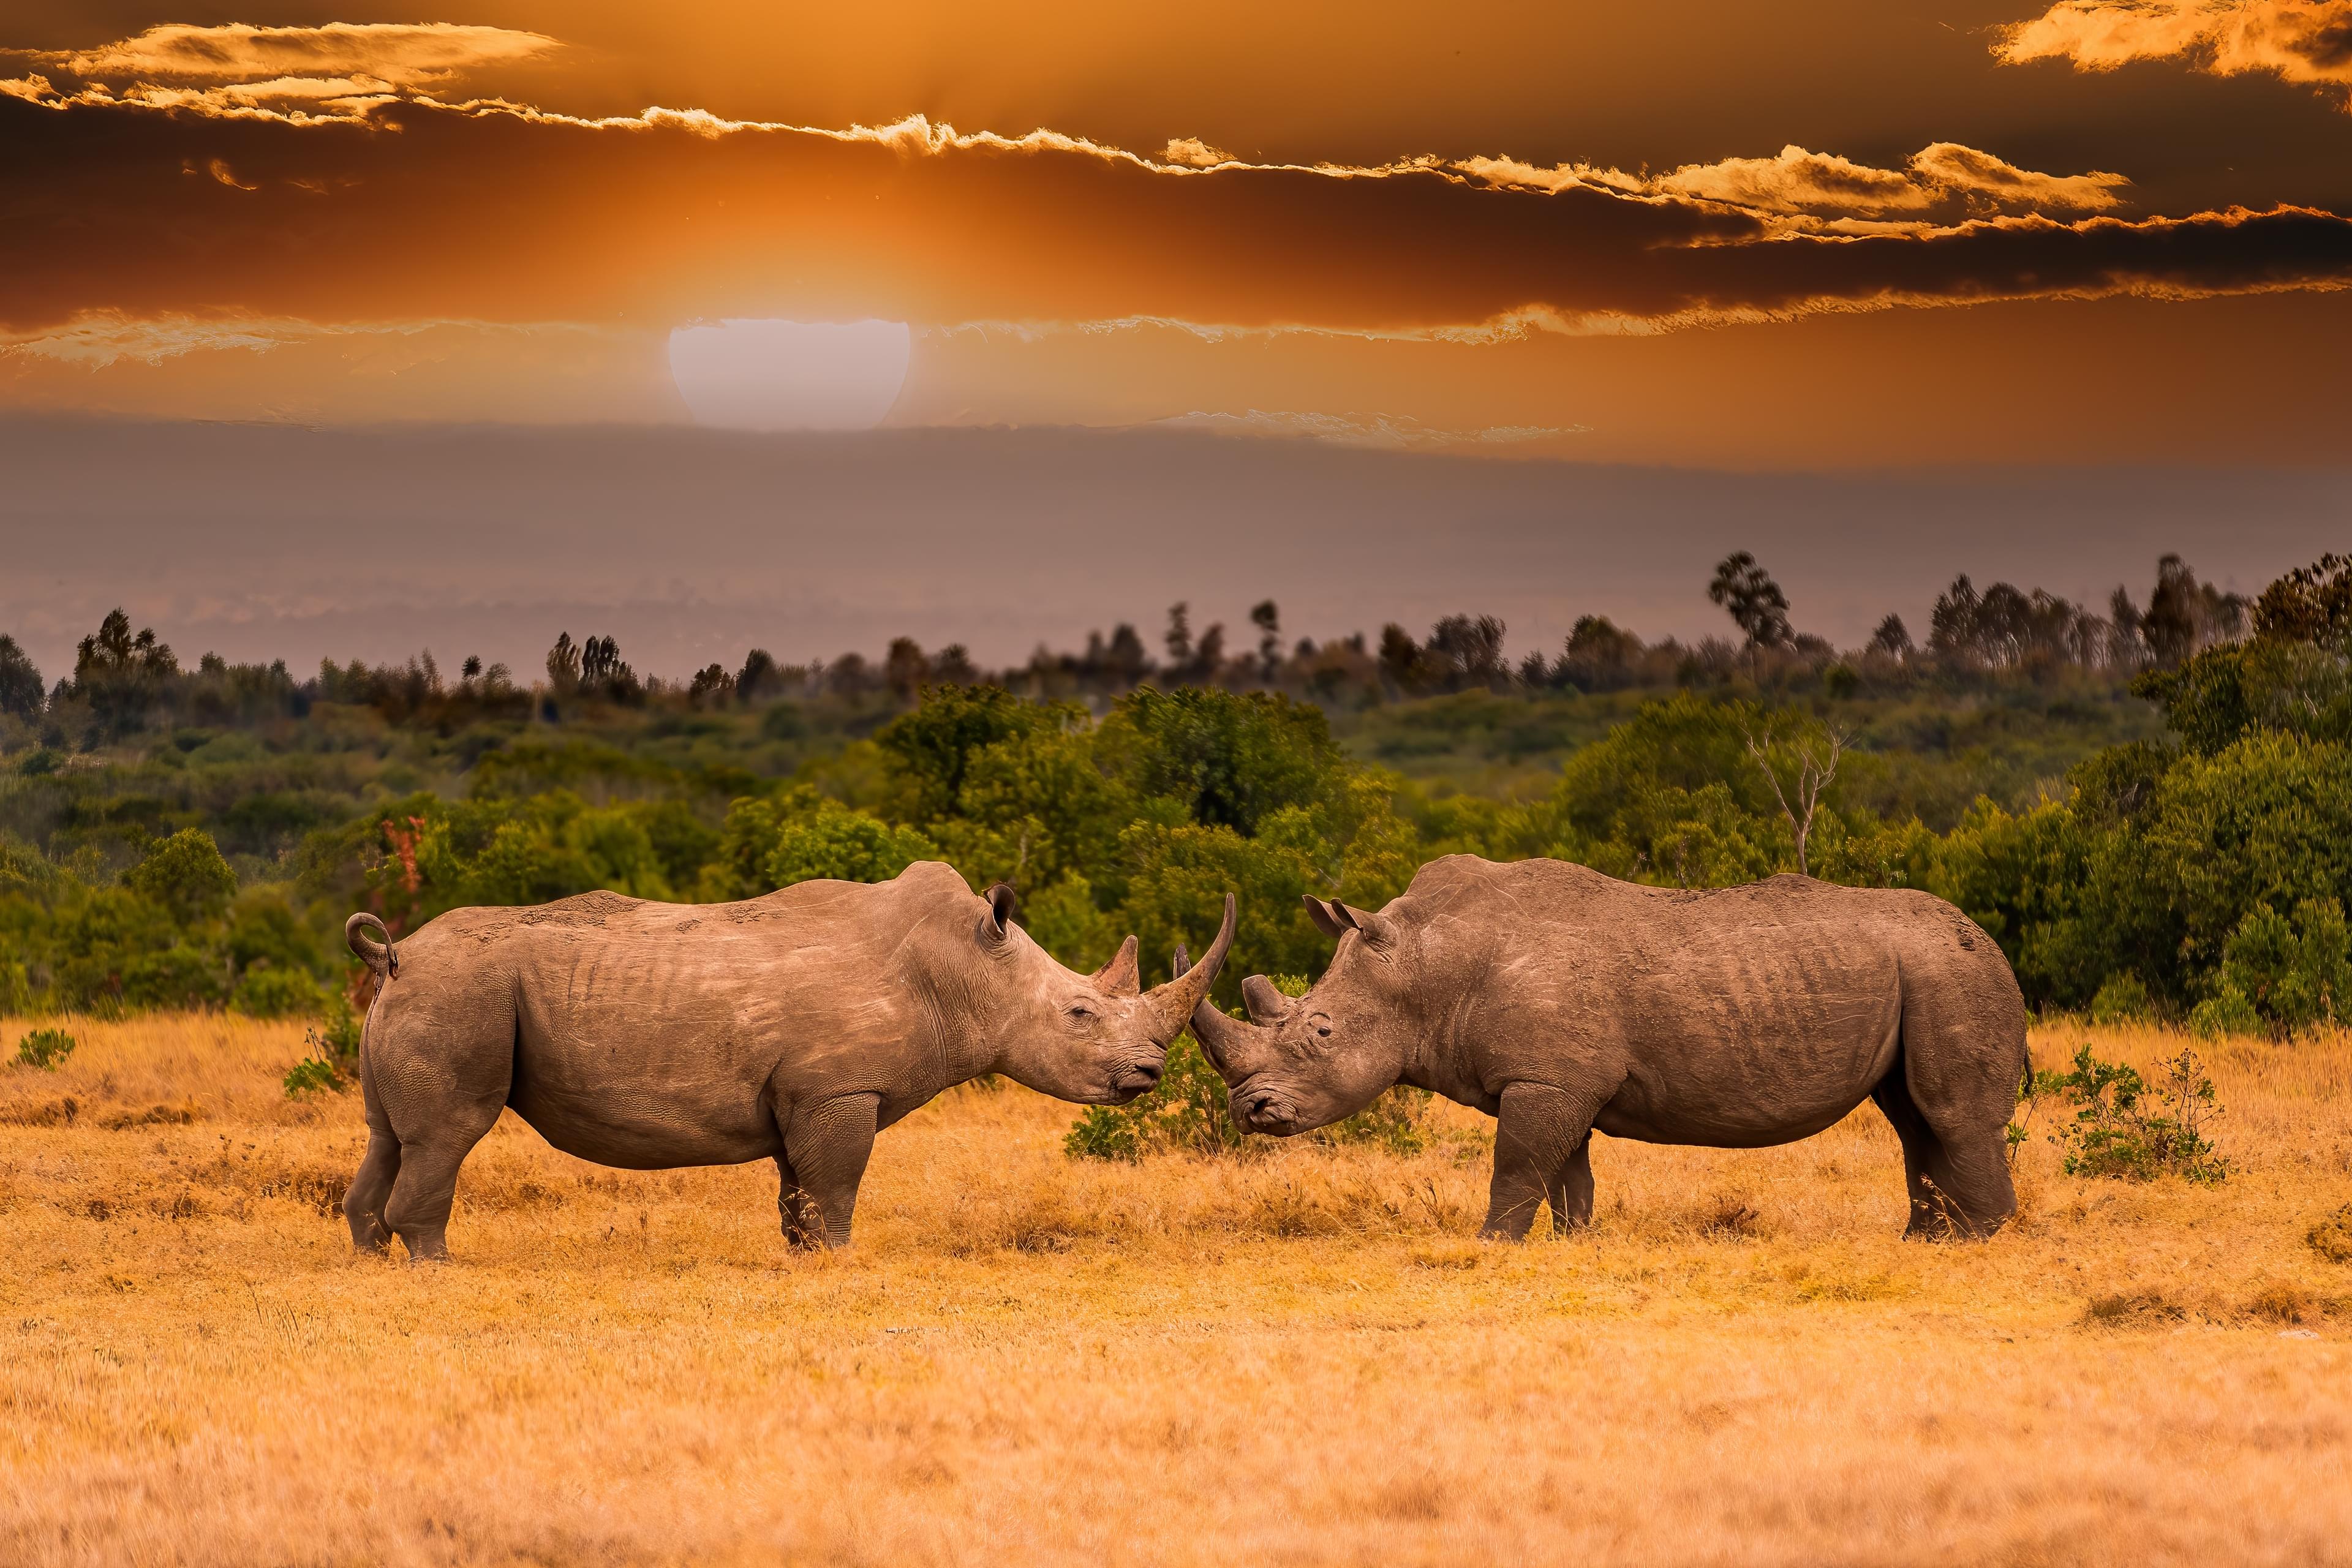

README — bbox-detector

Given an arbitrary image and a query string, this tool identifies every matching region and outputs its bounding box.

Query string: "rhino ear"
[980,882,1019,944]
[1240,975,1294,1025]
[1328,900,1393,947]
[1303,895,1348,941]
[1090,935,1142,995]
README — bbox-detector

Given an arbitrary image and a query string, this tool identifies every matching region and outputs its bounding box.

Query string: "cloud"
[30,22,556,88]
[0,67,2346,342]
[1458,142,2128,227]
[1997,1,2352,110]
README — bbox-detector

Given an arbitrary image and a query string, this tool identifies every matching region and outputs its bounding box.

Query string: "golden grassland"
[2,1015,2349,1567]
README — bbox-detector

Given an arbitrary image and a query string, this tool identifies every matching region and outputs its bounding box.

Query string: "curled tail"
[345,911,400,981]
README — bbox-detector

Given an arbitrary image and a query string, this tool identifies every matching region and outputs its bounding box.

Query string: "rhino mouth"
[1106,1060,1164,1101]
[1234,1088,1302,1136]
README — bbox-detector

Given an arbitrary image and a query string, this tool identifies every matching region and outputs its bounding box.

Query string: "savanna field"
[3,1014,2347,1567]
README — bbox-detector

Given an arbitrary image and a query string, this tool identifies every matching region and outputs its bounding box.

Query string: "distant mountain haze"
[0,417,2342,684]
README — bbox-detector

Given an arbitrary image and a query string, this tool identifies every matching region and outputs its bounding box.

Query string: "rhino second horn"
[1091,935,1142,996]
[1241,975,1293,1024]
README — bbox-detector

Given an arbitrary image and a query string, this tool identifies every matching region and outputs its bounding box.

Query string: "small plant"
[2032,1041,2231,1185]
[15,1027,76,1070]
[282,997,364,1099]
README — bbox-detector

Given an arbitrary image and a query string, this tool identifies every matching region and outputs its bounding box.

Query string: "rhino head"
[1185,894,1412,1135]
[980,882,1238,1105]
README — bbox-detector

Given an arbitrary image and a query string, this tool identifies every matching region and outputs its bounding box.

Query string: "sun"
[666,318,912,431]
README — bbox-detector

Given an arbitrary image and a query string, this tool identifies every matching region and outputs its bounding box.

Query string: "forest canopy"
[3,552,2345,1038]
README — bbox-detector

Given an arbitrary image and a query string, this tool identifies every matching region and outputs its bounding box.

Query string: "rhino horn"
[1090,935,1142,996]
[1140,893,1237,1043]
[1241,974,1293,1024]
[1188,992,1267,1080]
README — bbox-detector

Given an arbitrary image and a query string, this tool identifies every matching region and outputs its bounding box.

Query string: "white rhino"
[1189,857,2027,1240]
[342,862,1234,1257]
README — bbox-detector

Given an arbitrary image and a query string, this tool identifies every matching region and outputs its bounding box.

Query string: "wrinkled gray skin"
[342,862,1234,1259]
[1192,857,2026,1242]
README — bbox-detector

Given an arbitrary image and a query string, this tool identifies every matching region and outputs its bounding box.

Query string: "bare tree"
[1741,715,1847,878]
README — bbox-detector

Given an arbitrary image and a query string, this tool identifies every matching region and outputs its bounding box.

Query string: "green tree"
[124,828,238,924]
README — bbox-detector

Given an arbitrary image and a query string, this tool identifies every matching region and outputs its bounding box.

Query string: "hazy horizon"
[2,414,2342,686]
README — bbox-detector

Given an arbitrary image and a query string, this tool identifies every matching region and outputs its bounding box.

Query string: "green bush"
[2189,986,2263,1039]
[232,964,326,1019]
[15,1027,75,1069]
[2088,973,2152,1025]
[1063,974,1434,1160]
[2217,898,2351,1033]
[283,1008,362,1098]
[2029,1041,2231,1184]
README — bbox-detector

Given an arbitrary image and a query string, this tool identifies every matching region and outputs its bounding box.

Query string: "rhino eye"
[1315,1023,1332,1038]
[1066,1004,1098,1025]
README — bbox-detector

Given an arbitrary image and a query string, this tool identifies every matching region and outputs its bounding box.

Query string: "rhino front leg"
[1545,1133,1594,1235]
[782,1093,880,1250]
[1482,1082,1600,1242]
[774,1156,824,1250]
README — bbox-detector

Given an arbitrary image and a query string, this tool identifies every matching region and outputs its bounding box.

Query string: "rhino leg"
[1545,1134,1595,1235]
[1871,1047,2016,1240]
[774,1156,824,1250]
[342,1057,401,1251]
[1482,1082,1602,1242]
[379,1103,501,1262]
[780,1093,880,1249]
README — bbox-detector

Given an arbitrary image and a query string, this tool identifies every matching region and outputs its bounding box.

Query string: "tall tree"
[0,634,42,720]
[1708,553,1792,668]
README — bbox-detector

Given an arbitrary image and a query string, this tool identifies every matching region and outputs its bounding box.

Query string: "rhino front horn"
[1142,894,1237,1042]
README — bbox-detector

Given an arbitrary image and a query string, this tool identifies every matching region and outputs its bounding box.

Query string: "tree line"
[0,553,2245,749]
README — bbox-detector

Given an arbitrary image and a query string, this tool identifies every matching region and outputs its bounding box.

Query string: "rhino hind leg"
[1870,1050,2015,1240]
[343,1131,401,1251]
[342,1056,401,1251]
[380,1106,502,1262]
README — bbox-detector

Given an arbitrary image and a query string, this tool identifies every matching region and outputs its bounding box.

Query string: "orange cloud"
[32,22,556,87]
[1461,143,2128,228]
[1998,1,2352,109]
[1,55,2347,342]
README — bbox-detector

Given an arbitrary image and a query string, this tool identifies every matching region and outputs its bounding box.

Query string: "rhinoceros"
[1187,857,2026,1240]
[340,862,1234,1259]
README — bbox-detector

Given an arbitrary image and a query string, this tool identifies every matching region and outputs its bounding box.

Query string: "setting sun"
[666,318,912,431]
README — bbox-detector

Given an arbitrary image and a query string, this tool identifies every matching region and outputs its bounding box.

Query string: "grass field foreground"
[2,1014,2349,1566]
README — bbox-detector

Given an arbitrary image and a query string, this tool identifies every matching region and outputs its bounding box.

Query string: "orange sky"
[6,3,2352,463]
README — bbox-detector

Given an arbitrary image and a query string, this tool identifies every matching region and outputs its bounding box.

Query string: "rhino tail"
[345,912,400,982]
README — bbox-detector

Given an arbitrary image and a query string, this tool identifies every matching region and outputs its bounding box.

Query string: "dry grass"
[3,1016,2350,1567]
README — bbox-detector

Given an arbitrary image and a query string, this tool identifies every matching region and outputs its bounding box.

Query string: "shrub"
[282,1001,363,1098]
[2030,1041,2231,1184]
[2189,986,2263,1039]
[15,1027,76,1069]
[1063,974,1434,1161]
[232,965,326,1019]
[123,827,239,924]
[2217,898,2352,1033]
[1064,1029,1243,1161]
[2088,973,2152,1025]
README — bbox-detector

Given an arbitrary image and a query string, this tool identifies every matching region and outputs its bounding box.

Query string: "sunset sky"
[7,2,2352,464]
[3,5,2350,675]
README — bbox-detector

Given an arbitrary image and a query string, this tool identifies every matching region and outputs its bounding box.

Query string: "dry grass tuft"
[2,1014,2350,1566]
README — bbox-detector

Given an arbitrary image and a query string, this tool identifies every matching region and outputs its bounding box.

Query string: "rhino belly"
[507,991,786,1170]
[1589,956,1902,1148]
